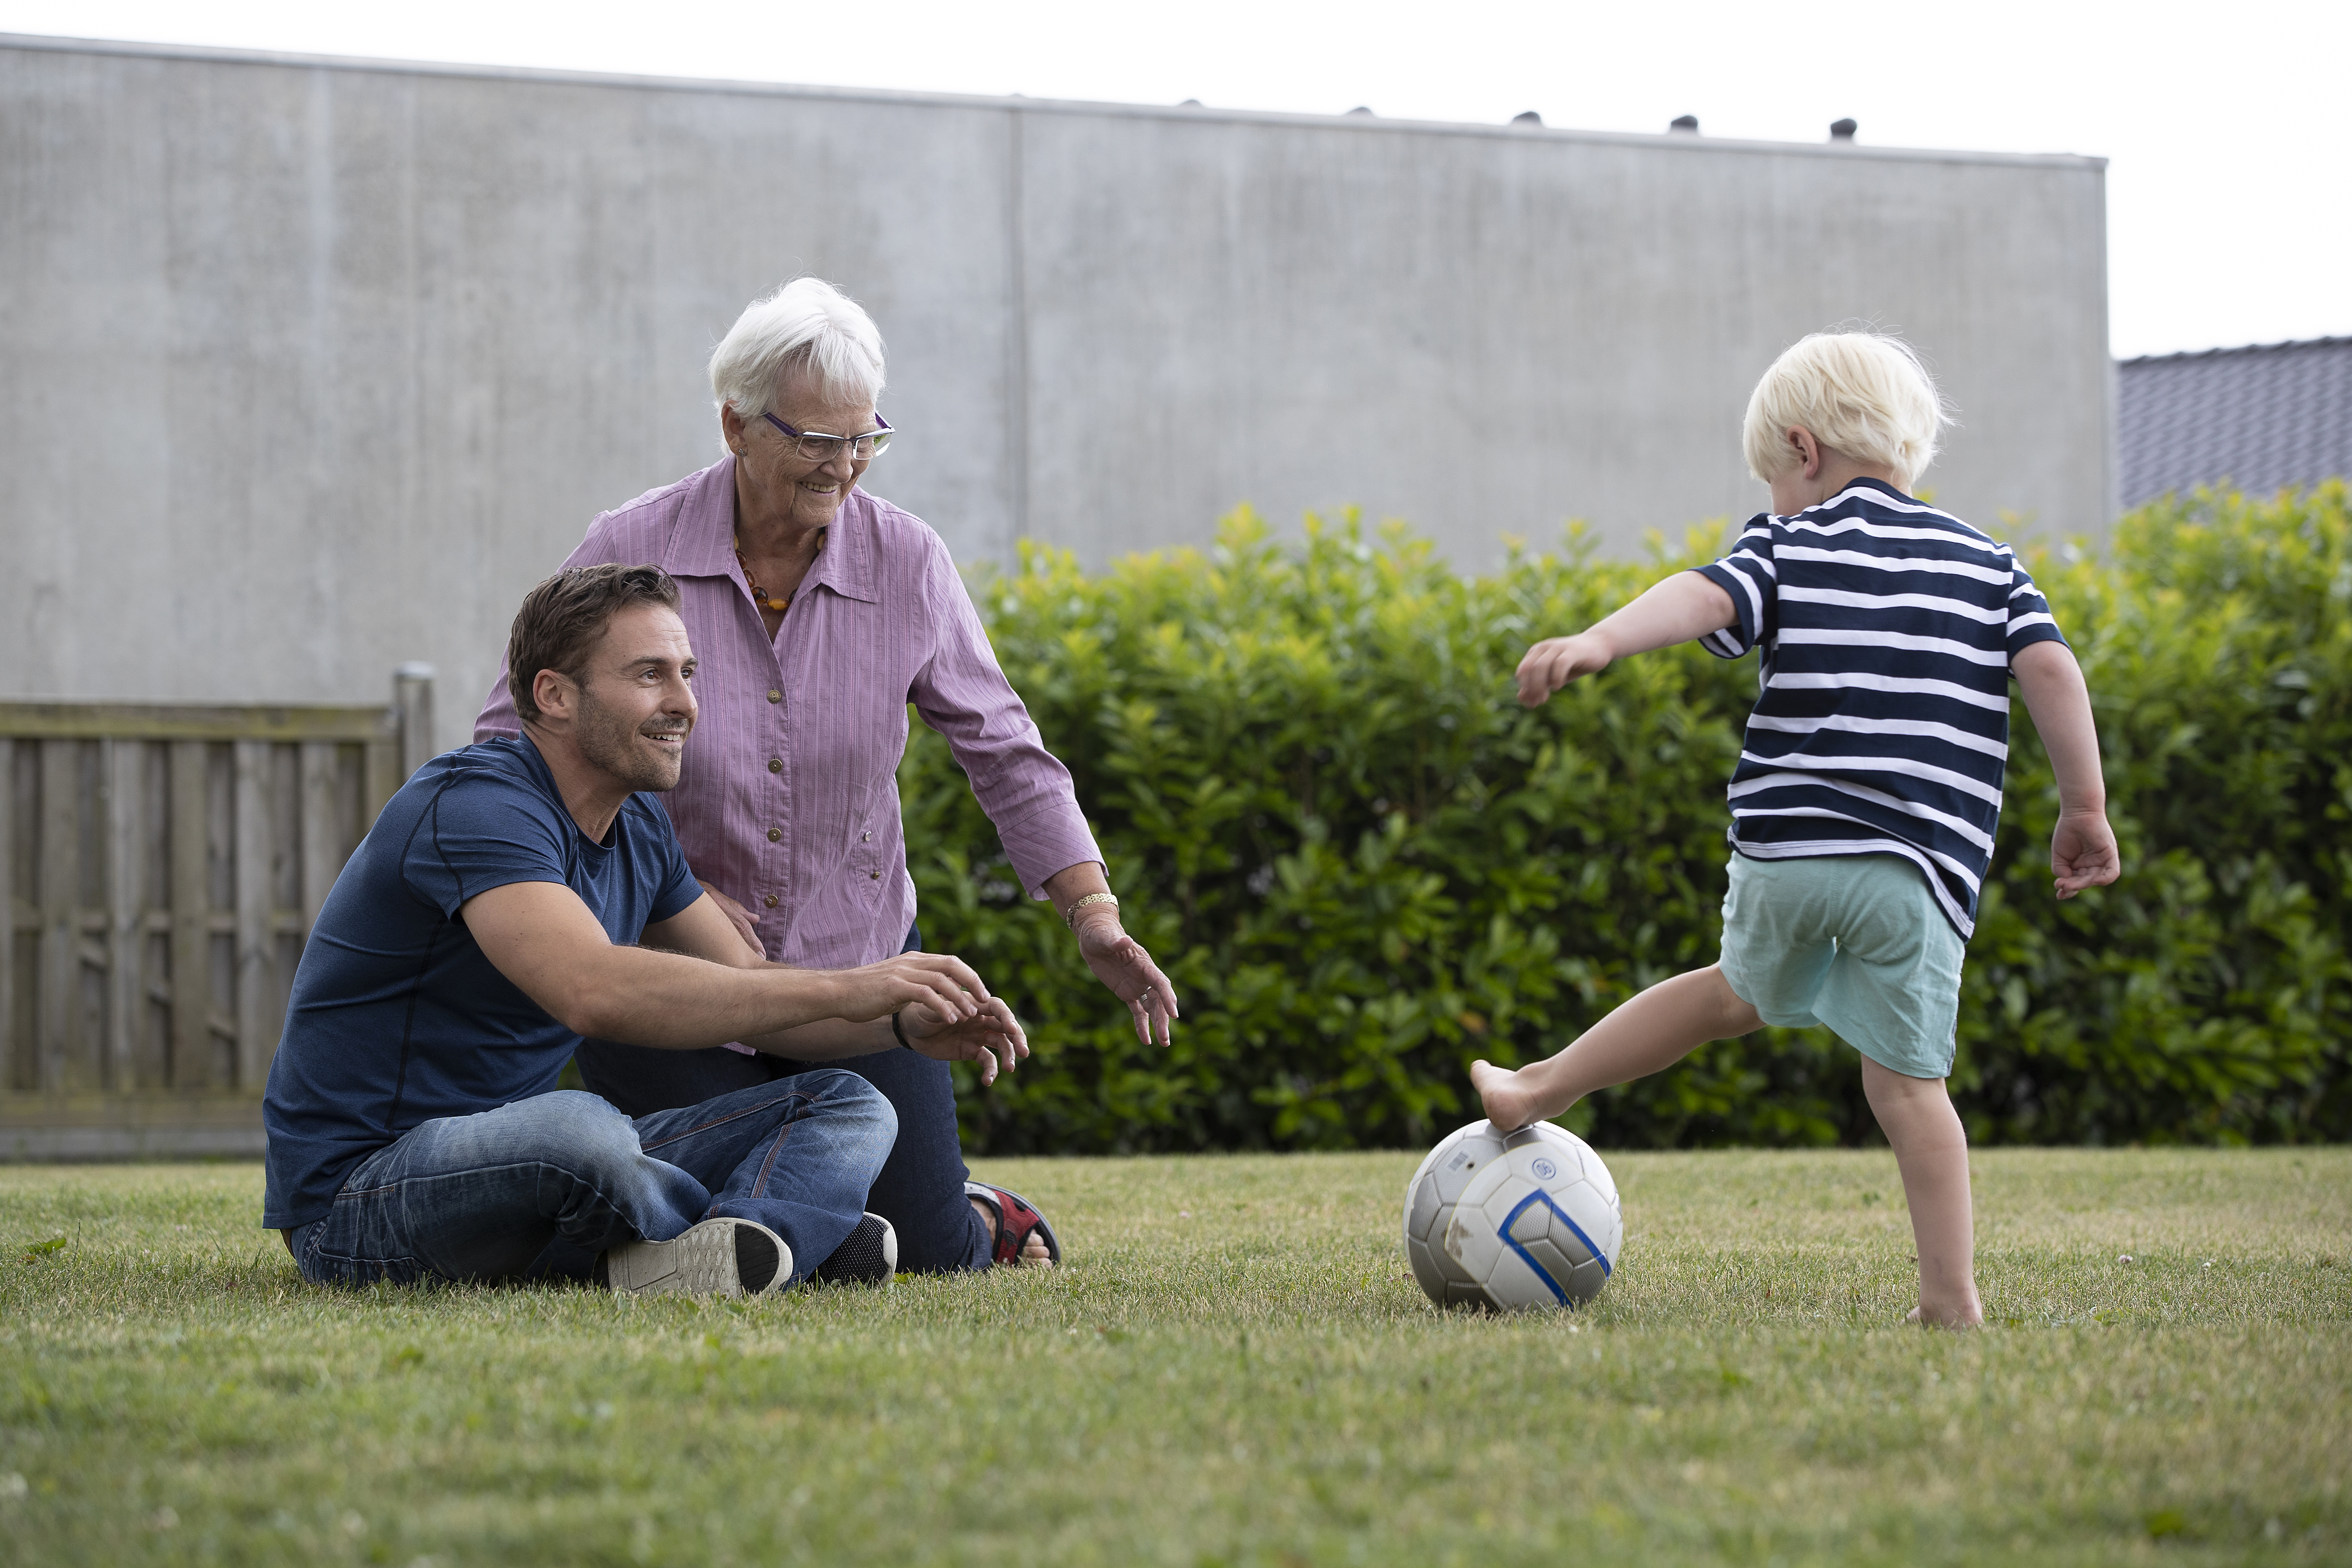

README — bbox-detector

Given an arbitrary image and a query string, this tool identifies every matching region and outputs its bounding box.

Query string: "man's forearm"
[738,1014,896,1061]
[558,946,858,1048]
[2013,642,2107,812]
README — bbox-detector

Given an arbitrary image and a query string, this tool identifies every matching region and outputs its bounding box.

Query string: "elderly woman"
[475,277,1176,1271]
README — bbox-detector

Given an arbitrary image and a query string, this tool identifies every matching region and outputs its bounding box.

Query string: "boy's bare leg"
[1860,1057,1983,1328]
[1470,966,1762,1131]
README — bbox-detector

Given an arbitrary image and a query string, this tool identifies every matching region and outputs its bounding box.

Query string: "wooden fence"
[1,669,435,1158]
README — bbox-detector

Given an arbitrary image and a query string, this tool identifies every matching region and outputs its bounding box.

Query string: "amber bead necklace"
[734,527,824,614]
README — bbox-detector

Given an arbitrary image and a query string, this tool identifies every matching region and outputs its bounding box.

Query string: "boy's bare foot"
[1470,1059,1553,1133]
[1905,1298,1984,1329]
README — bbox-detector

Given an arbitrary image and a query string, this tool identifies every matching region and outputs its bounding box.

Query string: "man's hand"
[1515,632,1613,707]
[900,995,1029,1086]
[825,952,992,1025]
[1076,912,1180,1046]
[2051,809,2120,900]
[697,880,763,959]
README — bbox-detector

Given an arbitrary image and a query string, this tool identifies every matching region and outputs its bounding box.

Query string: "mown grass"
[1,1148,2346,1566]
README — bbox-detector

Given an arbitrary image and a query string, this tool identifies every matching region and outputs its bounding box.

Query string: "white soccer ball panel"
[1504,1193,1553,1246]
[1424,1122,1510,1208]
[1537,1191,1600,1271]
[1516,1235,1581,1291]
[1545,1171,1622,1271]
[1405,1169,1443,1243]
[1443,1278,1496,1310]
[1439,1190,1511,1287]
[1406,1233,1450,1301]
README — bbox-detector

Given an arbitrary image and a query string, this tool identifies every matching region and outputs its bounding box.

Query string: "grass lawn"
[1,1148,2346,1567]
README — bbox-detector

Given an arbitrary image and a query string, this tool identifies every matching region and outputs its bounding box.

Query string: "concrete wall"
[0,35,2112,746]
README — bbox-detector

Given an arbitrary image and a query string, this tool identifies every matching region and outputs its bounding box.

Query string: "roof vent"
[1512,110,1542,126]
[1346,105,1375,116]
[1668,114,1699,134]
[1829,118,1858,142]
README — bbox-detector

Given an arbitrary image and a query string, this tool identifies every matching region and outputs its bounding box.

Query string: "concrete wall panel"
[0,37,2110,747]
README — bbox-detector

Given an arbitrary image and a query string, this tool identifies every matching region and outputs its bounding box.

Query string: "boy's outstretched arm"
[2011,641,2122,899]
[1516,571,1737,706]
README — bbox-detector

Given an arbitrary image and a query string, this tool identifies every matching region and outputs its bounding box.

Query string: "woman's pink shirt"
[474,459,1101,990]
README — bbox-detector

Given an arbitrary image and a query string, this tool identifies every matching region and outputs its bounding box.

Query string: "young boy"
[1470,331,2120,1327]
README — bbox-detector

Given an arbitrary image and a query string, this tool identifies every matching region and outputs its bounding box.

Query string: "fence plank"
[134,747,171,1090]
[168,741,214,1091]
[0,741,14,1091]
[299,742,339,937]
[395,665,436,780]
[37,741,77,1094]
[363,740,401,829]
[0,702,397,744]
[233,740,273,1092]
[105,740,143,1093]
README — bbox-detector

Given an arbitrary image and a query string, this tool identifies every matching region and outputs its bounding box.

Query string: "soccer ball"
[1402,1119,1621,1311]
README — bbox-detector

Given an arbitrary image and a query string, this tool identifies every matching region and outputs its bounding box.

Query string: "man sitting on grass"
[263,564,1027,1296]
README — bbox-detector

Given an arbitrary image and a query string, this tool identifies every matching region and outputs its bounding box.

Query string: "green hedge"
[901,482,2352,1152]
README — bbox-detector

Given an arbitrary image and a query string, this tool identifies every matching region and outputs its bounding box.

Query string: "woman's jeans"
[285,1072,895,1288]
[576,924,993,1274]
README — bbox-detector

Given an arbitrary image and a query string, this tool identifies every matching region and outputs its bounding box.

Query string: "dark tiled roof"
[2116,337,2352,507]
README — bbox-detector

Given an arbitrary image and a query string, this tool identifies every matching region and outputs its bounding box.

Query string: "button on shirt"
[475,460,1102,980]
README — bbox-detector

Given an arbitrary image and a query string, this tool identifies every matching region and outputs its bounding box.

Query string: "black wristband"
[891,1010,913,1050]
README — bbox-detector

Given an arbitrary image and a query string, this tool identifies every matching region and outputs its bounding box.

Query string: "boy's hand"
[2050,809,2120,899]
[1516,632,1612,706]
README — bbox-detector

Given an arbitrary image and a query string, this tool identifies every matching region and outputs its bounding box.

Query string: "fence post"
[394,663,437,781]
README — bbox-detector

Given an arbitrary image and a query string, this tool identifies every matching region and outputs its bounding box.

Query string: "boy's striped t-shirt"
[1692,478,2067,938]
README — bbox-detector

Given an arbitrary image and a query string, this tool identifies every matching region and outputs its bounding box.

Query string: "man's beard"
[576,687,687,793]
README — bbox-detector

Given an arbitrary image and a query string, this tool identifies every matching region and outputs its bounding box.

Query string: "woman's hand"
[1074,911,1180,1047]
[899,995,1029,1086]
[697,881,764,960]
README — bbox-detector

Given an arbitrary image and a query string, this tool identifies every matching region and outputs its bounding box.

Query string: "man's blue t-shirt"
[262,735,702,1229]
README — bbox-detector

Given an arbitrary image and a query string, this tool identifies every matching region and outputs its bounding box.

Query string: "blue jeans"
[286,1073,895,1288]
[574,923,994,1274]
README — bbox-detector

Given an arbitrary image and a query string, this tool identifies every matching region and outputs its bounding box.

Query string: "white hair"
[1742,331,1953,491]
[707,277,886,427]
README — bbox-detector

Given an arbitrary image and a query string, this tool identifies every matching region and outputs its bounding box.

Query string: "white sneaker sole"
[603,1218,790,1298]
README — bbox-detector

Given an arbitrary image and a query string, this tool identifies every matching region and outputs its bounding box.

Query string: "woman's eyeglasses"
[760,410,894,462]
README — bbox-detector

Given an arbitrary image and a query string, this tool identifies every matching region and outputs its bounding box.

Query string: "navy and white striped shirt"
[1694,478,2067,937]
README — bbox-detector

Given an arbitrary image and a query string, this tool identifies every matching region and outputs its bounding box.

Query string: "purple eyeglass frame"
[761,409,893,459]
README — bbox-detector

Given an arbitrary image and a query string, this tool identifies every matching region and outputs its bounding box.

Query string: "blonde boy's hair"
[1742,331,1953,491]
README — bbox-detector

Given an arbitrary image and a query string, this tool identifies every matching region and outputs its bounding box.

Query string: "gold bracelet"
[1064,891,1120,929]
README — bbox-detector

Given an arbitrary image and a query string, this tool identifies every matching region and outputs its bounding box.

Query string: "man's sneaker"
[815,1212,898,1286]
[600,1218,790,1298]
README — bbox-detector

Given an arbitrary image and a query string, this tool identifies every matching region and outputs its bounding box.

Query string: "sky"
[3,0,2344,358]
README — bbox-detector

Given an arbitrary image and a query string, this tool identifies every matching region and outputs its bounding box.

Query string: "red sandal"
[965,1180,1061,1266]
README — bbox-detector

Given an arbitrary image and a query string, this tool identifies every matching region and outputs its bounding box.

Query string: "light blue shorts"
[1716,852,1965,1081]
